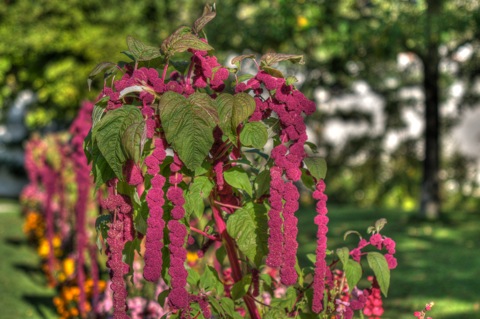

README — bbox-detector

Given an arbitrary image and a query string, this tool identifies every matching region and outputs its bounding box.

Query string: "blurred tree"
[206,0,480,217]
[0,0,200,129]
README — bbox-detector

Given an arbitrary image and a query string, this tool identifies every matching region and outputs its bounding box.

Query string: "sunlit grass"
[297,205,480,319]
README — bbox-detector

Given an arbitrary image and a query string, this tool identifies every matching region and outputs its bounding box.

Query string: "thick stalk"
[211,200,261,319]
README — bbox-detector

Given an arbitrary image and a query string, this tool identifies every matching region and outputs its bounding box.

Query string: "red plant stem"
[190,226,219,241]
[213,200,242,210]
[211,198,260,319]
[162,62,169,83]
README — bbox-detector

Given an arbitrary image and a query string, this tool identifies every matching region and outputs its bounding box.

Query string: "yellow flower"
[187,251,199,265]
[62,258,75,277]
[297,15,309,28]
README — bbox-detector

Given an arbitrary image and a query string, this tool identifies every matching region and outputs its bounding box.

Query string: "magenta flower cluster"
[312,179,329,313]
[144,138,167,283]
[350,233,397,270]
[106,219,130,319]
[166,159,189,310]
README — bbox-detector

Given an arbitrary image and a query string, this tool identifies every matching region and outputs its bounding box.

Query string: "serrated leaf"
[230,54,256,68]
[226,202,268,266]
[126,35,163,61]
[345,259,362,290]
[215,93,256,142]
[185,176,213,219]
[94,105,145,179]
[304,157,327,180]
[231,274,252,300]
[193,3,216,34]
[336,247,350,267]
[240,122,268,148]
[88,62,116,90]
[367,252,390,297]
[161,26,213,58]
[223,167,252,197]
[208,296,224,317]
[220,298,236,318]
[92,143,116,189]
[92,96,109,129]
[261,53,305,66]
[254,169,271,197]
[159,91,218,170]
[199,266,222,294]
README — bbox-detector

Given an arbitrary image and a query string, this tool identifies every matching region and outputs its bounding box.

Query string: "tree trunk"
[419,0,442,219]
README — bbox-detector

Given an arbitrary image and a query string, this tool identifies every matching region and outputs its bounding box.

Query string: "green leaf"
[161,26,213,58]
[92,96,109,129]
[185,176,213,219]
[88,62,117,90]
[91,143,116,189]
[304,157,327,180]
[123,238,141,277]
[187,268,201,287]
[193,3,216,34]
[259,273,272,286]
[170,60,190,74]
[223,167,252,197]
[375,218,388,232]
[157,289,170,307]
[300,168,316,191]
[344,230,363,241]
[159,91,218,170]
[230,54,256,69]
[230,274,252,300]
[286,76,299,85]
[126,35,162,61]
[134,200,149,235]
[199,266,223,294]
[367,252,390,297]
[261,65,284,78]
[270,286,297,312]
[260,53,305,66]
[95,214,111,253]
[264,307,289,319]
[254,169,271,197]
[345,259,362,290]
[215,245,227,266]
[208,296,224,317]
[240,122,268,148]
[157,290,169,308]
[236,73,255,83]
[336,247,350,267]
[219,298,236,318]
[94,105,145,179]
[306,253,316,264]
[226,202,268,266]
[215,93,256,142]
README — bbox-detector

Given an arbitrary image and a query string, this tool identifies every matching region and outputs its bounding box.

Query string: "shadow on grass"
[22,295,57,319]
[297,205,480,319]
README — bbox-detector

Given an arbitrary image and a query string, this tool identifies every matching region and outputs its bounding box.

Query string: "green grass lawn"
[0,199,57,319]
[1,197,479,319]
[298,205,480,319]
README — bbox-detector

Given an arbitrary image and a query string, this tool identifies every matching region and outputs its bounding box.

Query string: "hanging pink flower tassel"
[312,179,329,313]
